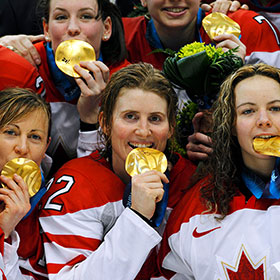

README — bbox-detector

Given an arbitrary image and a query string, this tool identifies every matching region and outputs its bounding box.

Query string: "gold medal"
[1,158,42,197]
[55,39,96,78]
[202,12,241,40]
[125,148,167,177]
[253,137,280,157]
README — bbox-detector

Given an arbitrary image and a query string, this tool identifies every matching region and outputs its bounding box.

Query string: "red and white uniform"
[123,9,280,70]
[157,177,280,279]
[35,41,130,175]
[0,43,130,279]
[39,151,196,279]
[0,46,45,95]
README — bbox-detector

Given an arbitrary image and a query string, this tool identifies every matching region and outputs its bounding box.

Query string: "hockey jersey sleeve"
[0,229,28,280]
[77,130,101,158]
[245,50,280,67]
[39,158,161,280]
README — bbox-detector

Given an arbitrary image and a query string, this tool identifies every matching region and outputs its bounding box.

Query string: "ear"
[99,112,108,135]
[43,19,51,41]
[167,126,174,139]
[43,137,51,158]
[102,16,112,41]
[232,126,237,136]
[140,0,147,7]
[46,137,51,151]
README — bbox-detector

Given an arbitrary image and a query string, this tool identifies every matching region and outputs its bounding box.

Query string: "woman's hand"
[201,0,249,14]
[0,34,45,67]
[75,61,110,124]
[130,170,169,220]
[0,174,31,238]
[214,33,246,61]
[186,112,213,162]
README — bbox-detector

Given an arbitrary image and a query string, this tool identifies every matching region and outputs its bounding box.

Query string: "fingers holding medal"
[125,148,169,219]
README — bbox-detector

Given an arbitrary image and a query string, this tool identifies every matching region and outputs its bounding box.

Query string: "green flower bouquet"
[163,42,243,107]
[163,42,243,156]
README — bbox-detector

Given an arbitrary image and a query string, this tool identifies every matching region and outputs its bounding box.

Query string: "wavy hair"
[195,63,280,219]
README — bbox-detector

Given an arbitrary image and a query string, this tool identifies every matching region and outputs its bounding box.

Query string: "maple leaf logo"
[222,245,266,279]
[226,251,264,279]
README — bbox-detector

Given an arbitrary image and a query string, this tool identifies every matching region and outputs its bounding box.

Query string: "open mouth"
[254,135,278,140]
[162,7,187,13]
[128,142,154,149]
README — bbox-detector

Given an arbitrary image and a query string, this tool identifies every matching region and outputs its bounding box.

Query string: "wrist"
[80,119,99,132]
[130,208,153,226]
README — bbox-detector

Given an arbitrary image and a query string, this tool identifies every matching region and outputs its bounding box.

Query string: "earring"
[103,35,109,40]
[45,36,51,42]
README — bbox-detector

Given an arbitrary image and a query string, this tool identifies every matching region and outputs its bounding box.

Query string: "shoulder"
[109,59,131,75]
[53,152,119,183]
[34,41,47,58]
[40,152,125,214]
[0,46,45,94]
[226,9,275,28]
[122,16,147,29]
[168,155,197,208]
[122,16,148,40]
[168,176,210,233]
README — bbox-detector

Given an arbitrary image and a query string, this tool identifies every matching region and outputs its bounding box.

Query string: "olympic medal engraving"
[55,39,96,78]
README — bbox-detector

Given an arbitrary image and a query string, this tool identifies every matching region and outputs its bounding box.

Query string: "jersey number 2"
[43,175,75,211]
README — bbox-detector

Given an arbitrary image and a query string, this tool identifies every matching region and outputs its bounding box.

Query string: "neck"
[112,159,130,185]
[154,17,197,51]
[244,157,276,178]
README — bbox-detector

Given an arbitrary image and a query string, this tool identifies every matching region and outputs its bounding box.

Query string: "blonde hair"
[0,87,51,140]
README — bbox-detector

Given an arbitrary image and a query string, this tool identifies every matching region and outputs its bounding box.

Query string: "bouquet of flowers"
[163,42,243,107]
[163,42,243,156]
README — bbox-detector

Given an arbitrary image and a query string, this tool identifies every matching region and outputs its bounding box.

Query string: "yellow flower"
[177,42,224,61]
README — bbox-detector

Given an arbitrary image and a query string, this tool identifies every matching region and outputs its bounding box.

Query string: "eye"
[125,113,138,121]
[242,109,254,115]
[55,14,67,21]
[270,106,280,112]
[3,129,16,136]
[29,134,42,141]
[149,115,161,122]
[81,14,94,20]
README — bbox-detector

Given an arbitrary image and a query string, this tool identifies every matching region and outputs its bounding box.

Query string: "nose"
[257,111,272,128]
[67,17,80,36]
[135,119,152,138]
[14,137,29,156]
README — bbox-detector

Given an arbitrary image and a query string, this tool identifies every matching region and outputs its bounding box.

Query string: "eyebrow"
[54,7,95,12]
[236,100,280,109]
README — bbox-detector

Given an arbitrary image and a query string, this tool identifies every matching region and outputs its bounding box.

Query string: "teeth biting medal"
[253,136,280,157]
[125,147,167,176]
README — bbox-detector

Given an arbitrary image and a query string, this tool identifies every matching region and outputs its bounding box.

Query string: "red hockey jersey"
[123,9,280,70]
[39,151,196,279]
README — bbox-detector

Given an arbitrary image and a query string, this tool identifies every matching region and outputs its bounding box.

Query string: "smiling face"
[43,0,112,57]
[107,88,172,177]
[141,0,199,31]
[0,109,50,171]
[235,75,280,171]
